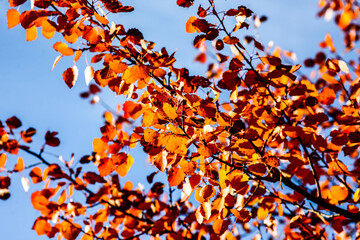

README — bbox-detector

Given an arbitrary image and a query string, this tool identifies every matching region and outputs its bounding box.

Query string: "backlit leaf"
[318,87,335,105]
[163,102,177,120]
[186,16,197,33]
[62,66,78,88]
[29,167,42,183]
[26,25,37,41]
[9,0,26,7]
[84,66,94,86]
[93,138,108,153]
[168,167,185,186]
[14,157,24,172]
[94,12,109,25]
[331,185,348,201]
[0,154,7,168]
[53,42,74,56]
[7,9,20,29]
[257,206,268,220]
[32,217,51,235]
[21,176,30,192]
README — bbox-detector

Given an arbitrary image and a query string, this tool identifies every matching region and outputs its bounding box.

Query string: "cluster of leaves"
[3,0,360,239]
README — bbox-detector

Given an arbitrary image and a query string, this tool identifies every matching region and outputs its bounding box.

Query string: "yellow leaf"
[161,134,188,154]
[257,206,268,220]
[53,42,74,56]
[163,102,177,120]
[26,25,37,41]
[354,188,360,202]
[94,12,109,25]
[331,185,348,201]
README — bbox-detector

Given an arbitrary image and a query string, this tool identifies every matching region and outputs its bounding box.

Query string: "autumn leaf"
[26,25,37,41]
[32,217,52,235]
[29,167,42,183]
[9,0,26,7]
[168,167,185,186]
[0,154,7,168]
[62,66,78,88]
[186,16,197,33]
[84,66,94,86]
[98,157,113,177]
[7,9,20,29]
[318,87,335,105]
[13,157,24,172]
[331,185,348,202]
[123,101,143,120]
[163,102,177,120]
[93,138,108,153]
[53,42,74,56]
[45,131,60,147]
[94,12,109,25]
[112,153,134,177]
[161,134,188,154]
[257,206,269,220]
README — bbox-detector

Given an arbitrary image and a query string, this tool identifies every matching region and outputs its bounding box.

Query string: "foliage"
[3,0,360,239]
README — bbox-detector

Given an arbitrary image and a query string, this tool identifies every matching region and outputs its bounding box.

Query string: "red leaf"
[45,131,60,147]
[62,67,78,89]
[9,0,26,7]
[6,116,22,129]
[177,0,194,8]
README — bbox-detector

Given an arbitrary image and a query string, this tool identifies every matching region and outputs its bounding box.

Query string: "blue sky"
[0,0,342,239]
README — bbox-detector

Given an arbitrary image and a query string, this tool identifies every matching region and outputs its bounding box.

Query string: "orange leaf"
[29,167,42,183]
[109,60,128,74]
[144,128,158,142]
[14,157,24,172]
[223,36,239,45]
[7,9,20,29]
[161,134,188,154]
[113,153,134,177]
[186,16,197,33]
[32,217,52,235]
[200,185,215,201]
[168,167,185,186]
[26,25,37,41]
[198,144,213,158]
[60,220,81,240]
[318,87,335,105]
[213,219,230,235]
[123,101,143,120]
[257,206,269,220]
[142,109,158,127]
[94,12,109,25]
[58,190,67,204]
[122,65,150,84]
[163,102,177,120]
[93,138,108,153]
[152,68,166,78]
[0,153,7,168]
[53,42,74,56]
[41,20,55,39]
[98,158,114,177]
[331,185,348,201]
